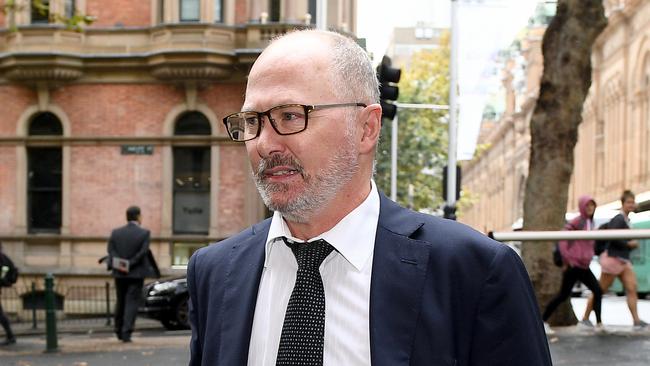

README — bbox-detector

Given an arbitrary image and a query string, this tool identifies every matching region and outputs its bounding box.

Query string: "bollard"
[105,281,112,326]
[31,282,37,329]
[44,273,58,353]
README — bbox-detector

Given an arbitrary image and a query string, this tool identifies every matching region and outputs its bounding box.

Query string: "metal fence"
[0,282,113,328]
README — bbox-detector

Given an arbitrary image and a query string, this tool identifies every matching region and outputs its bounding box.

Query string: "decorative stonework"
[150,65,231,80]
[3,66,83,82]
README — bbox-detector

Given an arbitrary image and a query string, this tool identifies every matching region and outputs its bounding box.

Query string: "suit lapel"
[370,193,430,366]
[218,221,269,365]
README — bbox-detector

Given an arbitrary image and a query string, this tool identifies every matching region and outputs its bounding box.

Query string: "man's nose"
[255,116,285,157]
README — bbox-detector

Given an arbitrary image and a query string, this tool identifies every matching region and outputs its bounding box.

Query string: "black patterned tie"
[276,238,334,366]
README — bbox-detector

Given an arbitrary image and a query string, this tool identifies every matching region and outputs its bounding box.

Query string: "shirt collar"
[265,180,380,271]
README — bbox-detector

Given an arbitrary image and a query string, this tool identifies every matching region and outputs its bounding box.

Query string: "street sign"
[121,145,154,155]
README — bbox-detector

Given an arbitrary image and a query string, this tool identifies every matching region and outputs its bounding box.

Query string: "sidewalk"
[549,325,650,366]
[1,317,174,358]
[1,297,648,365]
[0,329,190,364]
[10,316,164,337]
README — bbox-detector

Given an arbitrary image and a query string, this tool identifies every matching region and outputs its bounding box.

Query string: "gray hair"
[328,32,380,105]
[271,29,380,105]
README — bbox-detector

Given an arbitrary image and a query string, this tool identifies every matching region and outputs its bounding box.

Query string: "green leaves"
[375,32,450,212]
[1,0,95,32]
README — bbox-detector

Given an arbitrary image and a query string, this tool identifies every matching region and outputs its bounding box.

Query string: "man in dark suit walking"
[108,206,153,342]
[188,30,552,365]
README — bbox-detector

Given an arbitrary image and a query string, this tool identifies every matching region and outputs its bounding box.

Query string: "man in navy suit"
[108,206,156,343]
[188,30,552,365]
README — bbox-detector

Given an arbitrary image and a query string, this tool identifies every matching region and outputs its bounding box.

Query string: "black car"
[139,277,190,330]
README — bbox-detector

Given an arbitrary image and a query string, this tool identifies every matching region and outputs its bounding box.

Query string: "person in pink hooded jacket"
[542,195,603,333]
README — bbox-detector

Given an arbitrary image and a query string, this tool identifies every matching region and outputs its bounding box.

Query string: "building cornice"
[0,22,310,84]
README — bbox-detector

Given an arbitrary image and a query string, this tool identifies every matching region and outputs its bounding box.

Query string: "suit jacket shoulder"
[373,193,551,366]
[378,194,506,271]
[189,218,270,274]
[188,218,270,366]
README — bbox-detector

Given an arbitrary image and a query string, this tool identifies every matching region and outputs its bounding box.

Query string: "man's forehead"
[243,44,334,110]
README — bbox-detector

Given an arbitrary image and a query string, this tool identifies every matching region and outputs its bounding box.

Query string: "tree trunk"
[521,0,607,326]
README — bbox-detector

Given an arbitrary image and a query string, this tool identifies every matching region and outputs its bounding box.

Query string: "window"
[172,112,211,235]
[269,0,280,22]
[158,0,165,23]
[31,0,50,24]
[308,0,316,24]
[180,0,200,22]
[27,112,63,233]
[213,0,223,23]
[64,0,75,18]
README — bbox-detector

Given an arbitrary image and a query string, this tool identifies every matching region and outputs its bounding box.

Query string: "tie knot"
[282,238,334,271]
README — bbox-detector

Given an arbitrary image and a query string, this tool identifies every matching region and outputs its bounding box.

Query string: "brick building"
[460,0,650,232]
[0,0,357,290]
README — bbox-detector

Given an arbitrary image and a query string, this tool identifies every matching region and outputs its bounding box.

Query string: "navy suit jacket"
[187,193,552,365]
[107,222,154,279]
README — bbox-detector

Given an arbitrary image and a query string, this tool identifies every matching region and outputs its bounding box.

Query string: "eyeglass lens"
[226,105,307,141]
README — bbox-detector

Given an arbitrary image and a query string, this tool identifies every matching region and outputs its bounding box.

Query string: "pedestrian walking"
[107,206,158,342]
[187,29,551,365]
[582,190,648,329]
[0,241,17,346]
[541,195,603,334]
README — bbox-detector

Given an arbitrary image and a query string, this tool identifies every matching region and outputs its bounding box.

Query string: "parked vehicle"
[139,277,189,330]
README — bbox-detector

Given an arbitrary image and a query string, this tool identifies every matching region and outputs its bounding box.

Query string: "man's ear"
[359,103,382,154]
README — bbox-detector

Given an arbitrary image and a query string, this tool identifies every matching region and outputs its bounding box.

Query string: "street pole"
[44,273,59,353]
[390,114,398,201]
[316,0,327,30]
[445,0,459,220]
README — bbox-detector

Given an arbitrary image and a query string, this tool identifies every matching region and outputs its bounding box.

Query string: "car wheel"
[174,296,190,330]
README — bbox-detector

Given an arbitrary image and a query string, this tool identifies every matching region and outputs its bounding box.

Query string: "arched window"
[173,112,211,235]
[27,112,63,233]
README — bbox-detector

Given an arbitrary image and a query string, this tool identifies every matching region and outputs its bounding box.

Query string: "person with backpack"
[0,241,17,346]
[581,190,648,330]
[542,195,603,334]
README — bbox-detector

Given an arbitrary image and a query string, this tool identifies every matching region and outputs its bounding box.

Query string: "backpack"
[0,253,18,287]
[594,221,609,255]
[552,216,587,267]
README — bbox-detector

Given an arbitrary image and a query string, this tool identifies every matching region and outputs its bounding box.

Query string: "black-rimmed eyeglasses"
[222,103,367,142]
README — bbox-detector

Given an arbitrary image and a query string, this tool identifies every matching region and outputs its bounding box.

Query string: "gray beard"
[253,138,359,223]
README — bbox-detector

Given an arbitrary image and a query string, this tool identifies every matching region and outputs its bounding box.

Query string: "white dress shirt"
[247,181,380,366]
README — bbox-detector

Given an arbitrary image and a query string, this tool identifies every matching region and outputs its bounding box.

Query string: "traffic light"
[376,56,401,119]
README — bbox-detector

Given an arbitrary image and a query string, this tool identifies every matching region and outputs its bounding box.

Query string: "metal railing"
[491,229,650,242]
[0,281,114,328]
